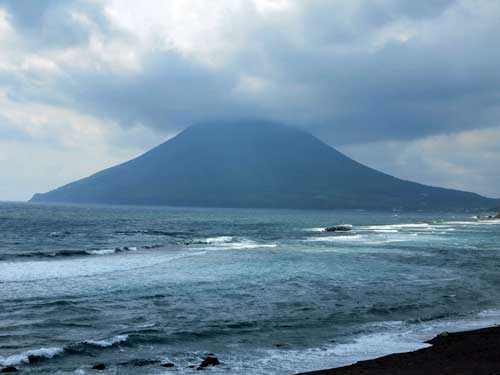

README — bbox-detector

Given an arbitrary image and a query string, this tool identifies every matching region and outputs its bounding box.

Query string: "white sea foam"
[477,308,500,318]
[204,236,233,244]
[369,229,399,233]
[366,223,432,230]
[201,239,277,250]
[442,220,500,225]
[307,227,327,232]
[305,235,364,242]
[305,231,425,245]
[136,322,156,328]
[244,309,500,375]
[116,246,137,252]
[84,246,137,256]
[232,328,426,375]
[0,347,64,366]
[83,334,129,347]
[0,248,206,283]
[85,249,116,255]
[196,236,277,250]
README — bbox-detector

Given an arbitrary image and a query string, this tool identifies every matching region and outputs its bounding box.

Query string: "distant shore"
[296,325,500,375]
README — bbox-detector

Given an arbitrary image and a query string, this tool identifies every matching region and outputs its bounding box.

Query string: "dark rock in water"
[1,367,18,373]
[92,363,106,370]
[495,212,500,219]
[199,356,221,368]
[28,354,45,363]
[161,362,175,368]
[325,225,352,232]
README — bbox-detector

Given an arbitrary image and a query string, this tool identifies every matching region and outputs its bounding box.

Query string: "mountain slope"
[31,121,497,210]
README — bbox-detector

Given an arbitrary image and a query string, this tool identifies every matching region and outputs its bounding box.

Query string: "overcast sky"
[1,0,499,201]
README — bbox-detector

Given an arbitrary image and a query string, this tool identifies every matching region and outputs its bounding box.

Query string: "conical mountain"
[31,121,497,210]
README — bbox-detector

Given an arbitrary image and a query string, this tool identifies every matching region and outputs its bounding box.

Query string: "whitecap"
[84,246,137,256]
[85,249,116,256]
[136,322,156,328]
[203,236,233,244]
[201,239,277,250]
[83,334,129,348]
[366,223,432,230]
[305,235,364,242]
[442,220,500,225]
[195,236,277,250]
[0,347,64,366]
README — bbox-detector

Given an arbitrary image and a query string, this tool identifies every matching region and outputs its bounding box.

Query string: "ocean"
[1,202,500,374]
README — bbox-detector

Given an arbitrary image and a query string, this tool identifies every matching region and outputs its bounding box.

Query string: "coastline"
[296,325,500,375]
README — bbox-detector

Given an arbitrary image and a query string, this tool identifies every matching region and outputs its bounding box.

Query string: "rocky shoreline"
[0,355,220,373]
[296,325,500,375]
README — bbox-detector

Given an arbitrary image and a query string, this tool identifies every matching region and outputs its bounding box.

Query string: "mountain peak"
[31,120,496,210]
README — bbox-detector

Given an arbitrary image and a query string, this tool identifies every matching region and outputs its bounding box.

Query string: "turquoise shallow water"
[1,202,500,374]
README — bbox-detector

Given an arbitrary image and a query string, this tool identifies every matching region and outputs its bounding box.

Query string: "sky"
[0,0,499,201]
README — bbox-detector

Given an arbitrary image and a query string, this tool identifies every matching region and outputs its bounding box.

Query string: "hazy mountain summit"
[31,121,497,209]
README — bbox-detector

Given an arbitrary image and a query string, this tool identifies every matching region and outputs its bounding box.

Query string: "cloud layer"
[0,0,499,199]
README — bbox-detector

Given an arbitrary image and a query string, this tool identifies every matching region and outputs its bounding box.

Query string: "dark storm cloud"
[294,38,500,144]
[59,51,251,132]
[1,0,500,145]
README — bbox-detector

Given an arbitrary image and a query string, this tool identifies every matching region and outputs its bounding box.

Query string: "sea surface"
[1,202,500,374]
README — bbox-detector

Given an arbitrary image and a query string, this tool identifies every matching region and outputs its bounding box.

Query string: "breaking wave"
[0,335,130,367]
[192,236,277,250]
[2,246,141,261]
[82,334,129,348]
[85,246,137,256]
[200,236,234,244]
[0,347,64,366]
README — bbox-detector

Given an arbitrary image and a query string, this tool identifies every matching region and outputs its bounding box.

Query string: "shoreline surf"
[296,324,500,375]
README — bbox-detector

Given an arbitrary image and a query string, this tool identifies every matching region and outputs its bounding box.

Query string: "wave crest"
[0,347,64,366]
[83,334,129,348]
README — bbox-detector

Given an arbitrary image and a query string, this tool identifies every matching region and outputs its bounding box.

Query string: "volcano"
[31,121,497,210]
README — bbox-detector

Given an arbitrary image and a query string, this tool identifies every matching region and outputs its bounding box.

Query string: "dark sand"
[297,325,500,375]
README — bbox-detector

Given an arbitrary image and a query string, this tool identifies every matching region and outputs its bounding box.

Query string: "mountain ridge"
[31,121,498,210]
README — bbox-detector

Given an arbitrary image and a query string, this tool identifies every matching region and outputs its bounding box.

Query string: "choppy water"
[1,202,500,374]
